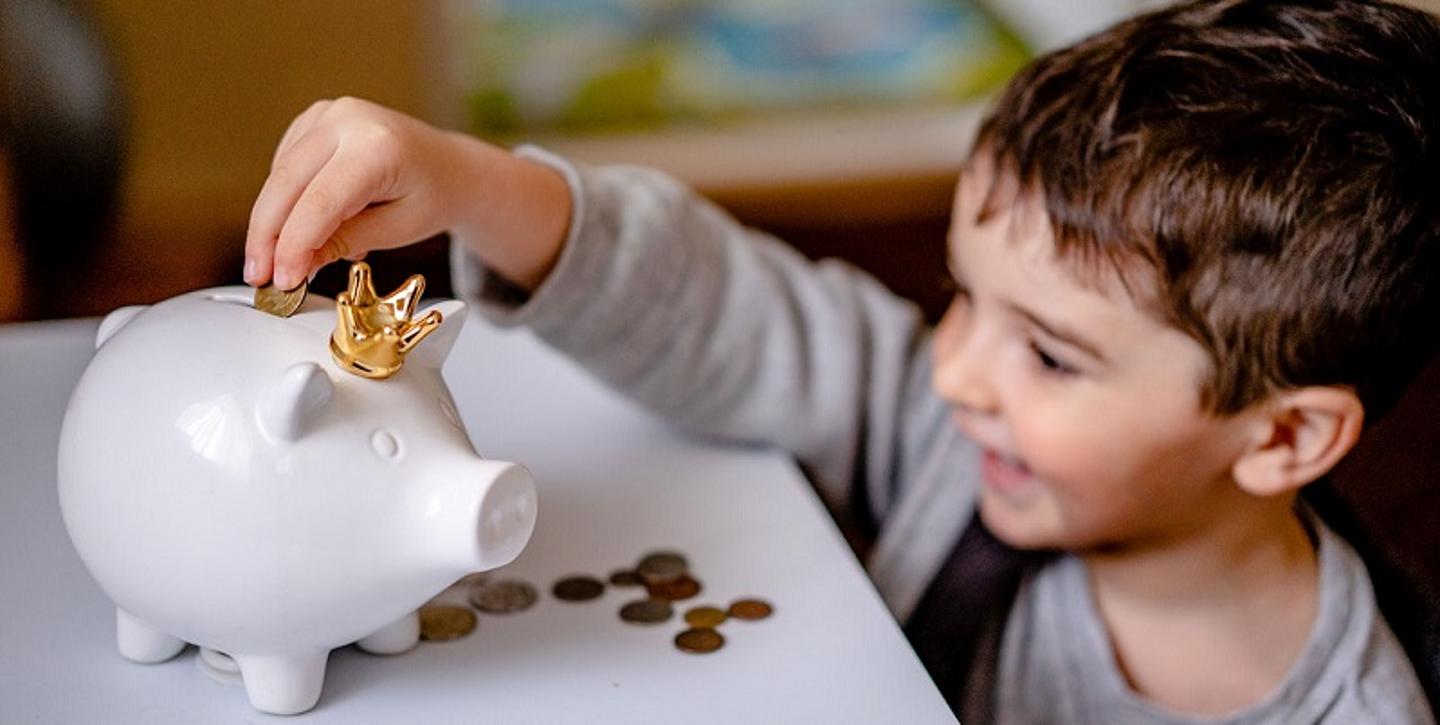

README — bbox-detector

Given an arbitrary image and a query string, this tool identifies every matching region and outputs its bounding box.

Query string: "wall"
[78,0,450,315]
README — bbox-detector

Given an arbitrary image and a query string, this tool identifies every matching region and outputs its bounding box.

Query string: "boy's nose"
[933,347,1000,416]
[931,311,1000,417]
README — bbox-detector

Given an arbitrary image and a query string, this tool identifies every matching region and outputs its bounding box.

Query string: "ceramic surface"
[56,286,538,715]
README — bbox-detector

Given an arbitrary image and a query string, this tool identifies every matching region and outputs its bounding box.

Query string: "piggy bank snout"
[432,458,537,574]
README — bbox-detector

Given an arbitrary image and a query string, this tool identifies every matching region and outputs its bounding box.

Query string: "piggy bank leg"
[116,607,186,663]
[232,650,330,715]
[355,610,420,655]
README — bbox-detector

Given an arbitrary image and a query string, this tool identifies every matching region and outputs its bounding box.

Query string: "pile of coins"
[610,551,701,630]
[672,598,774,654]
[604,551,773,655]
[414,549,773,656]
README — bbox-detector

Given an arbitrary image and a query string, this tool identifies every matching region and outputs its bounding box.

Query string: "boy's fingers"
[308,203,413,272]
[244,130,339,286]
[272,151,388,290]
[271,100,332,167]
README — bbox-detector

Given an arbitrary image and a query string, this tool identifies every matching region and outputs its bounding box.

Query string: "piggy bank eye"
[371,430,403,461]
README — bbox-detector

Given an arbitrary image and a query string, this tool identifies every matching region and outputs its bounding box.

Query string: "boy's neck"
[1081,493,1316,603]
[1079,492,1320,715]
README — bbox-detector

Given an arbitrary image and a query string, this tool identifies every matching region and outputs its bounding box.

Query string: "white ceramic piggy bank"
[56,283,538,715]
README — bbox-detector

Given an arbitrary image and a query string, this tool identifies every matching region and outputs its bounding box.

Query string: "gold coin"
[469,579,538,614]
[728,598,774,621]
[254,279,308,318]
[646,574,702,602]
[674,627,724,654]
[609,569,643,587]
[419,605,476,641]
[552,575,605,602]
[618,598,673,625]
[684,606,727,628]
[636,552,688,584]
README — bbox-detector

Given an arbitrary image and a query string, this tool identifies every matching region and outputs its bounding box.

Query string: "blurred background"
[3,0,1440,619]
[0,0,1193,323]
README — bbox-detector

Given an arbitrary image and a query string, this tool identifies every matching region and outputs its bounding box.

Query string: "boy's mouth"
[980,447,1038,499]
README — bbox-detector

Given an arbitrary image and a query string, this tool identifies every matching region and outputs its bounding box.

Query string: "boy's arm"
[453,147,940,531]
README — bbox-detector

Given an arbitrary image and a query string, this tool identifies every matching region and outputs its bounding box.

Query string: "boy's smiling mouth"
[980,448,1041,502]
[948,412,1045,503]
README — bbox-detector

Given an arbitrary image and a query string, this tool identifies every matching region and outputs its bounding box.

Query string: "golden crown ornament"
[329,261,442,379]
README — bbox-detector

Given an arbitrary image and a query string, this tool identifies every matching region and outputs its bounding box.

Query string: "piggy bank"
[56,283,538,715]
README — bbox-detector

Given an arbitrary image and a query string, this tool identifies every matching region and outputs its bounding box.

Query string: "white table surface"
[0,314,955,724]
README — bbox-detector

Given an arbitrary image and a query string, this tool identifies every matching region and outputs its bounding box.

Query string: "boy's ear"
[1232,386,1365,497]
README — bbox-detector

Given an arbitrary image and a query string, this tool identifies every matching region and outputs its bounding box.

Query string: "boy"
[242,0,1439,721]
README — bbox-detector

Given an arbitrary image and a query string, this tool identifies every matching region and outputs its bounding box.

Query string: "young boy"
[242,0,1439,721]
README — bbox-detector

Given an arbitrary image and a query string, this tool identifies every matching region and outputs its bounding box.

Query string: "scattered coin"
[419,605,477,641]
[619,598,674,625]
[674,627,725,654]
[647,574,702,601]
[454,571,490,589]
[636,552,688,584]
[253,279,308,318]
[609,569,643,587]
[553,575,606,602]
[728,598,774,621]
[684,606,727,628]
[469,579,538,614]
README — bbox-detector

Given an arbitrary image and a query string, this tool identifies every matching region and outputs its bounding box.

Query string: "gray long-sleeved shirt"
[452,147,1430,724]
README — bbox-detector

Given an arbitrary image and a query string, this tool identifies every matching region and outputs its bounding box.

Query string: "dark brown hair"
[972,0,1440,417]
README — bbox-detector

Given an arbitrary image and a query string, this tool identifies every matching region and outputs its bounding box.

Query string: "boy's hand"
[244,97,571,292]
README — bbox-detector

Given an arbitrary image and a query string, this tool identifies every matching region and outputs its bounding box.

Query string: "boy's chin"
[977,493,1072,552]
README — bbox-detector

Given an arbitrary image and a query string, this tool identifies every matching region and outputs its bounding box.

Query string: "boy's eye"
[1030,342,1077,376]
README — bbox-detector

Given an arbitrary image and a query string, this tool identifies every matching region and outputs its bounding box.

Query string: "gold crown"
[329,261,442,379]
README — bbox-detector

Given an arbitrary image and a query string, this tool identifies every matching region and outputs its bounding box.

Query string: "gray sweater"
[452,147,1430,724]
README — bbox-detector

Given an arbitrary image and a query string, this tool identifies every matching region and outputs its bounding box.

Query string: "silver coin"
[619,598,674,625]
[454,571,490,589]
[469,579,538,614]
[636,552,688,584]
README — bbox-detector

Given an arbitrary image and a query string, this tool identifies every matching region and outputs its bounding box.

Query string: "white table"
[0,315,955,723]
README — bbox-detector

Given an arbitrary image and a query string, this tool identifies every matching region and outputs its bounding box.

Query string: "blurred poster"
[448,0,1029,135]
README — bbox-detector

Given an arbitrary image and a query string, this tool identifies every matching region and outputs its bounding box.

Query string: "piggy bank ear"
[407,299,467,370]
[95,305,147,349]
[257,362,334,442]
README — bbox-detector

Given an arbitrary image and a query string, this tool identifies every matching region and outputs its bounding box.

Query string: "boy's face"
[934,160,1258,552]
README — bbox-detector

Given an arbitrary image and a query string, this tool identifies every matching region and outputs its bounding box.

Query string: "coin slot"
[206,290,256,307]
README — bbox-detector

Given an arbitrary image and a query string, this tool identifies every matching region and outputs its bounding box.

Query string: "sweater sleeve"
[451,146,941,531]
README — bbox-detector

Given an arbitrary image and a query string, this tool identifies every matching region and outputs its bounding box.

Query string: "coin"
[674,627,724,654]
[646,574,702,602]
[454,571,489,589]
[609,569,643,587]
[552,575,605,602]
[636,552,688,584]
[469,579,538,614]
[618,598,673,625]
[684,606,727,628]
[254,279,308,318]
[419,605,477,641]
[728,598,774,621]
